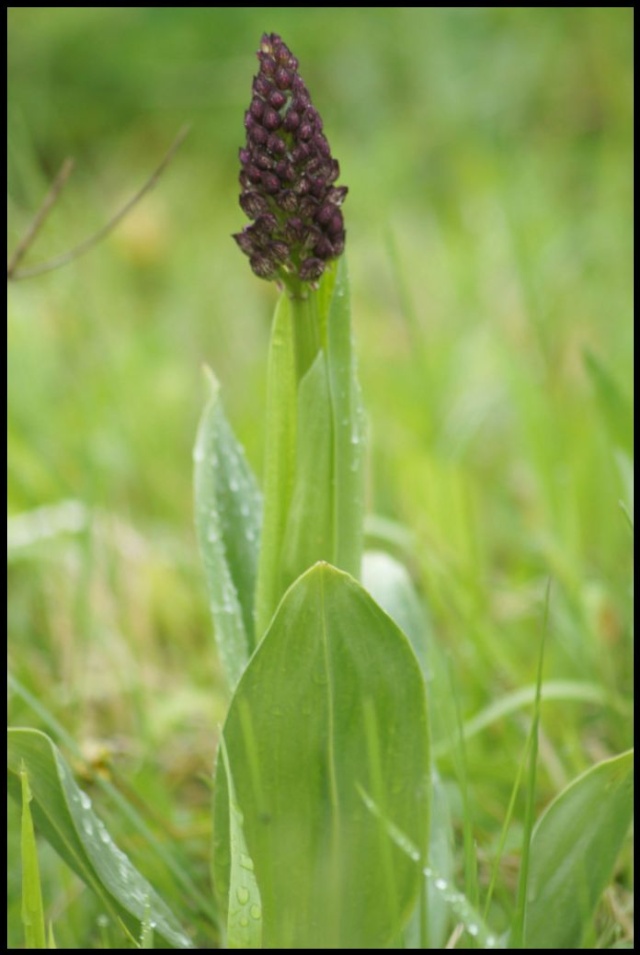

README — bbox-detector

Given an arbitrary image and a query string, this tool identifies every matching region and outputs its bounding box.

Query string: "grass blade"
[20,763,47,949]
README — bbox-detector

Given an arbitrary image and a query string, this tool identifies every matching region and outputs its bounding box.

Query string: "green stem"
[290,286,322,381]
[255,259,363,637]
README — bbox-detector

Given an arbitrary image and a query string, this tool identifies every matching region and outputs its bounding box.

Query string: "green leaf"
[213,562,430,948]
[280,351,334,585]
[362,550,430,677]
[254,293,296,639]
[20,763,47,949]
[218,740,262,949]
[615,449,633,530]
[524,749,634,949]
[424,774,455,948]
[277,261,365,591]
[583,349,633,455]
[8,728,193,949]
[194,368,262,688]
[9,673,216,937]
[255,259,365,639]
[325,256,365,579]
[361,550,453,947]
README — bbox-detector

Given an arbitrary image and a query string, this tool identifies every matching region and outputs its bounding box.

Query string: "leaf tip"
[201,363,220,396]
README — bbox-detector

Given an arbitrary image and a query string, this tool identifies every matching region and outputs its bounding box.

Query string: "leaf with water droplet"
[218,738,262,949]
[194,368,263,689]
[8,728,193,949]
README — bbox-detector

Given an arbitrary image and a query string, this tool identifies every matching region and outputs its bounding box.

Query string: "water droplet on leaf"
[236,886,250,905]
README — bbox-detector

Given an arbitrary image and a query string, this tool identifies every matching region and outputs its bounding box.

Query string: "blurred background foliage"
[8,8,633,948]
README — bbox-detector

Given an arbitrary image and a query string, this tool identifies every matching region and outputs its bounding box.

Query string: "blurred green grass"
[8,8,633,948]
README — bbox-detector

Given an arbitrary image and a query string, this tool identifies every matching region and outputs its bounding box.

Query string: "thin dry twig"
[7,124,191,281]
[445,923,465,949]
[7,157,76,278]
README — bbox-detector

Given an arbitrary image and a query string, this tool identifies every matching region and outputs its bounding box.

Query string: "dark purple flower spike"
[233,33,347,288]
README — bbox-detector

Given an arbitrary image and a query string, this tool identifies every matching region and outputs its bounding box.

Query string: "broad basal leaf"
[213,562,430,949]
[524,748,633,949]
[8,728,192,949]
[362,549,453,947]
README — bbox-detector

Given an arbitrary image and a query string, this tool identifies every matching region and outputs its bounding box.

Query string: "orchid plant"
[194,33,431,948]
